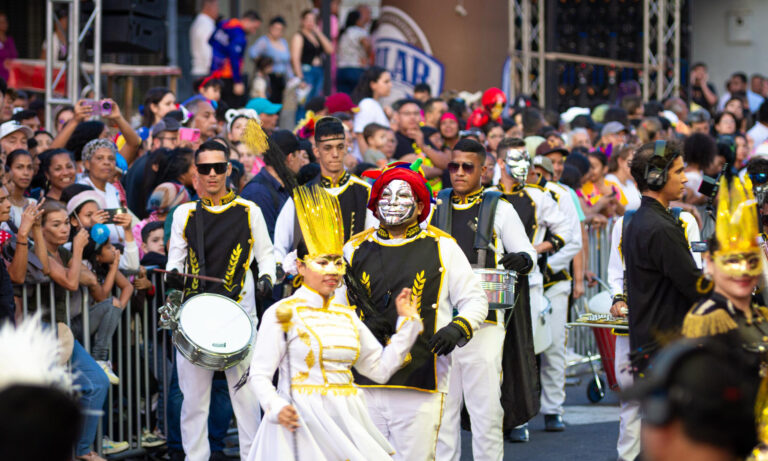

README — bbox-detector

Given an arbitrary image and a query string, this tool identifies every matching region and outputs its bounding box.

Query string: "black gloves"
[500,251,533,273]
[275,263,286,284]
[165,269,185,291]
[428,317,473,355]
[256,275,273,298]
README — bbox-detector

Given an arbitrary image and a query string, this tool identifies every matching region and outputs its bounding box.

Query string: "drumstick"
[275,305,300,461]
[152,268,226,284]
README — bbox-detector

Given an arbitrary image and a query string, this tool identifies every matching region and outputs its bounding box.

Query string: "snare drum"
[473,268,517,310]
[174,293,254,371]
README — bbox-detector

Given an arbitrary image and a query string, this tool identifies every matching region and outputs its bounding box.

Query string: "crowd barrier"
[14,222,617,457]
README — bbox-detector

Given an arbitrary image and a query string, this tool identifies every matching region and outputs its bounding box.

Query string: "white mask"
[377,179,417,226]
[504,147,531,182]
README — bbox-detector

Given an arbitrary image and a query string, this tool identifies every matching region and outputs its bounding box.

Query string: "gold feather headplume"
[242,118,269,154]
[714,176,762,276]
[294,184,344,258]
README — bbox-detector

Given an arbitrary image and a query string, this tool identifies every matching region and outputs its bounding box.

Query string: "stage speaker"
[103,0,167,18]
[102,14,165,53]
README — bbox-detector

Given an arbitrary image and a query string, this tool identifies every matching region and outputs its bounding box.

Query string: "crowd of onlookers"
[2,0,768,459]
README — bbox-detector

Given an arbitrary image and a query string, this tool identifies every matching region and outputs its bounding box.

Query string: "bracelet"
[612,294,627,305]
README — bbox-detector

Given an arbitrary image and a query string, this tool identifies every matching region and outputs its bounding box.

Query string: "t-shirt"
[353,98,389,134]
[578,179,627,207]
[393,131,415,159]
[690,83,717,113]
[363,148,386,165]
[337,25,368,68]
[605,173,641,211]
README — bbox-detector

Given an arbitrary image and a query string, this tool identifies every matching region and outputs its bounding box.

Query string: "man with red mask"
[343,161,488,461]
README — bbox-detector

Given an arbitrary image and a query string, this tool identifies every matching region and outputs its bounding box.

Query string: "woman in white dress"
[247,185,422,461]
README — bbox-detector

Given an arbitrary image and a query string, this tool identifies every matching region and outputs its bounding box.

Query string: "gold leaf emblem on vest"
[292,371,309,384]
[305,349,315,369]
[361,271,371,296]
[189,248,199,291]
[223,244,243,292]
[411,271,425,313]
[298,329,311,346]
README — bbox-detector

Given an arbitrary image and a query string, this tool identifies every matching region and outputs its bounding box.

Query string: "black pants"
[268,73,287,104]
[220,78,247,109]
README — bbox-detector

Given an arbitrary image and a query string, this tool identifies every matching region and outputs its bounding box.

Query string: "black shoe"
[504,423,529,443]
[544,414,565,432]
[209,451,228,461]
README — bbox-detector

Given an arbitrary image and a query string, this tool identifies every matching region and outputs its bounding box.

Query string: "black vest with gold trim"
[499,183,537,242]
[308,171,370,241]
[183,191,253,302]
[348,224,445,391]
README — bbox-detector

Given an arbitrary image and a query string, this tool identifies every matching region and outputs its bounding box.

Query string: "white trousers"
[363,387,445,461]
[176,350,261,461]
[436,322,505,461]
[539,287,570,415]
[615,335,641,461]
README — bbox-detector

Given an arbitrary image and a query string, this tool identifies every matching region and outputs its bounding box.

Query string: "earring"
[696,273,713,294]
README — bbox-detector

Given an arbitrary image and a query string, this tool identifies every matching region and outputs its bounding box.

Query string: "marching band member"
[343,161,488,461]
[166,140,276,461]
[248,185,422,461]
[273,117,376,266]
[431,139,535,461]
[493,137,571,442]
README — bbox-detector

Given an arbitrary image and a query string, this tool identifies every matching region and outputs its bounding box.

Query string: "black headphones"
[644,140,673,191]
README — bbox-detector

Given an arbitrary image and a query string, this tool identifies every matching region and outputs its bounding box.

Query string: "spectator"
[140,88,176,130]
[413,82,431,103]
[663,97,689,127]
[11,109,40,132]
[39,148,75,202]
[689,62,718,114]
[250,56,273,99]
[439,112,460,151]
[637,116,664,144]
[0,87,14,122]
[53,105,74,135]
[184,97,218,143]
[336,10,372,95]
[290,9,333,103]
[734,133,749,170]
[598,121,629,150]
[718,71,764,113]
[189,0,219,80]
[0,120,30,159]
[578,151,626,217]
[245,97,281,133]
[34,130,53,153]
[423,97,448,129]
[568,127,592,150]
[687,109,711,134]
[392,99,448,176]
[76,139,126,244]
[724,96,748,132]
[682,132,717,205]
[151,117,181,150]
[483,121,504,155]
[133,182,190,258]
[0,12,16,82]
[210,10,263,108]
[605,145,641,211]
[249,16,292,105]
[226,112,255,143]
[361,122,390,167]
[748,100,768,150]
[140,221,166,267]
[5,149,37,230]
[197,77,222,104]
[352,66,391,152]
[713,111,737,136]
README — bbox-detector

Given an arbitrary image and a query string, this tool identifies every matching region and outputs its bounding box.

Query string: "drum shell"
[473,268,517,310]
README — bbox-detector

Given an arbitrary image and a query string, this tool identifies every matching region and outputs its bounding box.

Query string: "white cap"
[0,120,33,140]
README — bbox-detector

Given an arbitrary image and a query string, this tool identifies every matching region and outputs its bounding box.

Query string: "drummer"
[166,139,276,461]
[430,139,535,461]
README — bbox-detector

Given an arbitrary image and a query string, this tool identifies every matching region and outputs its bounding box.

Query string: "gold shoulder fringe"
[682,308,738,338]
[348,227,376,246]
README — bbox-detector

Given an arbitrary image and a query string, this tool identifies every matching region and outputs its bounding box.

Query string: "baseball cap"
[533,155,554,175]
[535,140,569,157]
[66,190,106,216]
[245,97,282,115]
[0,120,33,140]
[601,121,629,137]
[151,117,181,137]
[325,93,359,114]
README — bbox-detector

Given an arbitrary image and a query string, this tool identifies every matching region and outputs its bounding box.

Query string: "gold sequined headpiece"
[294,184,345,259]
[714,176,762,276]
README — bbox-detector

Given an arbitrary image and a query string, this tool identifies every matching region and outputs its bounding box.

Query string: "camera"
[84,99,113,117]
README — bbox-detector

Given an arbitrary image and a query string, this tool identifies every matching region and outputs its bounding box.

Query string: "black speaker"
[102,14,165,53]
[103,0,167,19]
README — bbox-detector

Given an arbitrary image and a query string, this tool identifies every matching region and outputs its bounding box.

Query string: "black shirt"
[691,82,717,114]
[623,196,705,369]
[393,131,415,160]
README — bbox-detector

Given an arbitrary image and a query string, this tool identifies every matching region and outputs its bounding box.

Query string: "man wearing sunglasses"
[494,137,572,442]
[273,117,377,272]
[432,139,536,461]
[166,140,275,461]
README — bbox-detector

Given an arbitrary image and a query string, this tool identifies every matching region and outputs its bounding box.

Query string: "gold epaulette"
[426,225,454,240]
[348,227,376,246]
[681,301,738,338]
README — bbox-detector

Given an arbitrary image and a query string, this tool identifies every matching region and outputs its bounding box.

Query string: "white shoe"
[96,360,119,385]
[102,436,129,455]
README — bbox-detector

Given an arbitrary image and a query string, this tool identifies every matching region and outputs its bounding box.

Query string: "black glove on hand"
[275,263,286,284]
[500,251,533,273]
[428,318,472,355]
[165,269,185,291]
[256,275,273,298]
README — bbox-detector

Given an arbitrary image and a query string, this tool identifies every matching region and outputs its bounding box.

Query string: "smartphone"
[104,207,128,224]
[179,127,201,143]
[84,99,113,117]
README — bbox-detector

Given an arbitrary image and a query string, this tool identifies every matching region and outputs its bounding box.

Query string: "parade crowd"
[3,2,768,461]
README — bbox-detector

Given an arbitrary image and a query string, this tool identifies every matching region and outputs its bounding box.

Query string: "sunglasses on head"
[196,162,228,175]
[447,162,475,174]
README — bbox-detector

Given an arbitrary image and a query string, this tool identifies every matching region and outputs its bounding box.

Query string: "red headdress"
[366,160,433,223]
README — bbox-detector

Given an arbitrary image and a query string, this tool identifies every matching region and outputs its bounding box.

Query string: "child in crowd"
[251,56,274,99]
[198,78,223,104]
[362,122,390,167]
[139,221,166,268]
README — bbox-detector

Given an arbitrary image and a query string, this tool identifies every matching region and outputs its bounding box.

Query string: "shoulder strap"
[434,188,454,233]
[474,190,502,251]
[195,200,206,291]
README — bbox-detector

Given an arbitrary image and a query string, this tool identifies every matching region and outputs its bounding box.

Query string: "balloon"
[90,224,110,245]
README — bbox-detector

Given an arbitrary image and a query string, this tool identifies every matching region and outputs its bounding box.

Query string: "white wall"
[692,0,768,94]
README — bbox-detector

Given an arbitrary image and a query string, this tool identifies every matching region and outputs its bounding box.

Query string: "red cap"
[367,163,432,223]
[325,93,359,114]
[481,87,507,109]
[440,112,458,123]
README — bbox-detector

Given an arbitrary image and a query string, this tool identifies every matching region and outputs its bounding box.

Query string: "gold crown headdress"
[714,176,762,276]
[294,184,345,259]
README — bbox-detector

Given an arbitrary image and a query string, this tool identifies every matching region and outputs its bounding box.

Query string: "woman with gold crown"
[682,176,768,376]
[246,184,422,461]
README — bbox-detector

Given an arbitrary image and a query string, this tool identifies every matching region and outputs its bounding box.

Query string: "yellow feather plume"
[294,185,344,258]
[242,118,269,154]
[715,176,760,254]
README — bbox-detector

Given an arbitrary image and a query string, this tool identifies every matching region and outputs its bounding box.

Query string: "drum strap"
[474,190,502,267]
[434,188,454,233]
[196,200,207,291]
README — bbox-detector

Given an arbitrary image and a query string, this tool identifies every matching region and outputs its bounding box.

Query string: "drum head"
[179,295,252,354]
[588,291,613,315]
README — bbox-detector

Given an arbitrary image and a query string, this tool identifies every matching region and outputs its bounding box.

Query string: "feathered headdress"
[241,118,270,155]
[714,176,762,276]
[294,184,344,258]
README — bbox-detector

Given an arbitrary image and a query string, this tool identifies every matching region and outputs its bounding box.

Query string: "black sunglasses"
[447,162,475,174]
[196,162,228,175]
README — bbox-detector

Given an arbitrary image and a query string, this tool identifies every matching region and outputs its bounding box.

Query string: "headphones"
[644,140,673,191]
